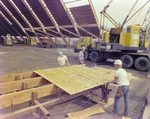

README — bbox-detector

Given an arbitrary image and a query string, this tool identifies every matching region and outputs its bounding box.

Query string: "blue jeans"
[113,85,130,116]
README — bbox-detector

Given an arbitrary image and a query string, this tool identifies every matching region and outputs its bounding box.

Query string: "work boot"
[109,111,118,116]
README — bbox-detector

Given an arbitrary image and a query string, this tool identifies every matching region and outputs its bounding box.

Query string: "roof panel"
[1,0,29,28]
[83,27,99,37]
[26,0,54,27]
[46,29,61,37]
[0,16,18,36]
[0,6,25,36]
[44,0,72,26]
[13,0,40,27]
[70,5,97,25]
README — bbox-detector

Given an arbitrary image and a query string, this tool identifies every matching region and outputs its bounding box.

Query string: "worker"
[103,59,130,118]
[58,51,70,67]
[78,46,85,64]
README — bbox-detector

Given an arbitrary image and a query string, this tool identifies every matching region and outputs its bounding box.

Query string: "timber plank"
[0,77,49,94]
[0,71,35,83]
[0,84,58,109]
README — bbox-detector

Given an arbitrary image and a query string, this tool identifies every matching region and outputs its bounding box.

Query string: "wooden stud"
[10,100,13,113]
[22,82,28,90]
[58,88,61,98]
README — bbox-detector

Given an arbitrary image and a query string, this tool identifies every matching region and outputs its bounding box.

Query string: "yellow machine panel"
[104,32,109,43]
[119,33,127,46]
[77,37,95,50]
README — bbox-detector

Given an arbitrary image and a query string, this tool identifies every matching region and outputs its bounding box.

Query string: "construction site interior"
[0,0,150,119]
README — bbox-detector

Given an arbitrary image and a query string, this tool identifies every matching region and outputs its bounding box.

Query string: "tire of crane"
[134,57,150,71]
[120,55,133,68]
[39,44,43,48]
[90,51,99,62]
[97,58,107,62]
[84,51,89,60]
[46,44,50,48]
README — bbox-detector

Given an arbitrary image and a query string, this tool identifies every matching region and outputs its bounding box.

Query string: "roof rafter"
[9,0,41,40]
[22,0,54,44]
[0,0,30,38]
[59,27,78,37]
[39,0,69,45]
[60,0,81,37]
[77,26,99,39]
[45,28,68,38]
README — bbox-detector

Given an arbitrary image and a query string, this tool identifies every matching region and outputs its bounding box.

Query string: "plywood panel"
[34,65,134,95]
[67,104,105,119]
[34,67,100,95]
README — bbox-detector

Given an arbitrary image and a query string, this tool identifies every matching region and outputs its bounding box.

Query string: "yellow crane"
[74,0,150,71]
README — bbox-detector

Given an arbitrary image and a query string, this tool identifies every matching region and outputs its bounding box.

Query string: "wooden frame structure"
[0,65,134,119]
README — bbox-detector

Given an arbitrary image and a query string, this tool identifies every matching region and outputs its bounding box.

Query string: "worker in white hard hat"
[58,51,70,67]
[103,59,130,118]
[78,46,85,64]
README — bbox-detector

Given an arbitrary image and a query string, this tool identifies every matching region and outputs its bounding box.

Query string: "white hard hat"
[82,46,85,50]
[114,59,122,65]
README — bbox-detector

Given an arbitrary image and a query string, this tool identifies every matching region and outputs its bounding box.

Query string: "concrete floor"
[0,44,149,119]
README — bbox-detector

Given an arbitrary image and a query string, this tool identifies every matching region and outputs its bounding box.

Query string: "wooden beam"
[0,71,35,83]
[26,29,45,37]
[77,26,99,39]
[0,84,58,109]
[60,0,81,37]
[0,77,49,94]
[39,0,69,45]
[35,29,55,37]
[0,1,30,38]
[9,0,41,41]
[34,100,50,118]
[45,28,68,38]
[22,0,54,44]
[59,27,78,37]
[88,0,100,30]
[0,86,100,119]
[0,21,16,37]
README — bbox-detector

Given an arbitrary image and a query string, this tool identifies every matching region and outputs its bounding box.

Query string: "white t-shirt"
[115,68,130,86]
[78,51,84,62]
[58,55,67,65]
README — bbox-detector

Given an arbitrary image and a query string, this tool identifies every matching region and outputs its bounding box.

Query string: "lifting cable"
[139,12,147,24]
[125,0,150,24]
[132,6,144,25]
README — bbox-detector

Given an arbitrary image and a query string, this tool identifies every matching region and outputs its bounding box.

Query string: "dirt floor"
[0,44,149,119]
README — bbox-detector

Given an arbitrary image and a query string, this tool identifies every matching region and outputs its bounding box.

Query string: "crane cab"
[104,25,150,49]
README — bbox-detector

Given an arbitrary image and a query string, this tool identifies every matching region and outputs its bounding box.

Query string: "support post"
[22,82,28,90]
[101,84,111,103]
[58,88,61,98]
[10,100,13,113]
[30,92,38,106]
